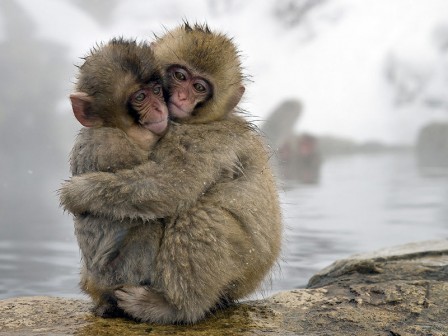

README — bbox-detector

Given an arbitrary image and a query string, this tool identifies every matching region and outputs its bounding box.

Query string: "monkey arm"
[60,120,248,220]
[113,130,281,324]
[60,156,220,220]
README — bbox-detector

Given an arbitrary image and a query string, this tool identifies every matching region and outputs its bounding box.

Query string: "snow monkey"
[60,23,282,324]
[66,37,168,317]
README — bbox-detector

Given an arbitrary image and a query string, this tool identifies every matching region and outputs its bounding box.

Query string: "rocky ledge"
[1,240,447,336]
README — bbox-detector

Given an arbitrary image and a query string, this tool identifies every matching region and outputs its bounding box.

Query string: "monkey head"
[70,38,168,135]
[153,22,245,124]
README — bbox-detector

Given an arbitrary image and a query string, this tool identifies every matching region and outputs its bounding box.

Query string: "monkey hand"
[59,172,131,219]
[59,175,97,215]
[59,167,164,221]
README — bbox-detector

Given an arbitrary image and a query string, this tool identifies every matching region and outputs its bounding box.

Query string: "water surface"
[272,151,448,292]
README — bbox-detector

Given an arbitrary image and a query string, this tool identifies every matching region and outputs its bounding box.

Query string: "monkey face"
[72,37,169,133]
[153,23,246,123]
[129,82,169,135]
[166,65,212,120]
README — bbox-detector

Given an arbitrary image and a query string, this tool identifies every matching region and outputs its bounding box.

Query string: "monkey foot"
[115,286,181,324]
[93,301,126,318]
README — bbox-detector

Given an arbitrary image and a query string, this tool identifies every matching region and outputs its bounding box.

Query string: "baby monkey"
[67,37,168,317]
[158,24,245,123]
[70,37,168,154]
[61,24,282,324]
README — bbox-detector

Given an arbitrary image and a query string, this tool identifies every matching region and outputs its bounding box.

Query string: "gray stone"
[1,240,448,335]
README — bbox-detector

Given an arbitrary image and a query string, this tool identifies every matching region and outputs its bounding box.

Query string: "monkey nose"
[177,91,188,101]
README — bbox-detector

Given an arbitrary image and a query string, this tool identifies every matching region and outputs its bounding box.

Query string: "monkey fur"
[60,24,282,324]
[67,38,166,317]
[153,23,245,124]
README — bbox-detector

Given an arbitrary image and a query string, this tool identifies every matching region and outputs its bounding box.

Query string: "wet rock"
[1,240,447,335]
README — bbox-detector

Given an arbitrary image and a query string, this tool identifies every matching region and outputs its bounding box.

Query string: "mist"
[5,0,448,143]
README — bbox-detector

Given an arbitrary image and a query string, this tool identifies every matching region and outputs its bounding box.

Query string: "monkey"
[60,23,282,324]
[66,37,169,317]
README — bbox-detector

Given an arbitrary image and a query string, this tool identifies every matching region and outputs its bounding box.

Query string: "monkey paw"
[115,286,179,324]
[93,301,126,318]
[59,176,92,214]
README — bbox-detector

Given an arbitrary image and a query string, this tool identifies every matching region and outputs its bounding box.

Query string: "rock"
[1,240,447,335]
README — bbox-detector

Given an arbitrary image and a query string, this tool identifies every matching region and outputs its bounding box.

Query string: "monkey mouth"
[140,118,168,135]
[168,102,190,119]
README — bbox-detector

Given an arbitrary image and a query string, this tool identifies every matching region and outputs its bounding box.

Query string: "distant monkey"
[60,23,282,324]
[66,38,168,317]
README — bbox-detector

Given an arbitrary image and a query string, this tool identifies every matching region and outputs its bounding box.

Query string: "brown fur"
[60,23,282,324]
[66,38,166,316]
[71,127,165,317]
[154,22,244,123]
[75,38,163,130]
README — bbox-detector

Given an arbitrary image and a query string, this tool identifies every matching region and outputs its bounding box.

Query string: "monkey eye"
[152,85,162,96]
[174,71,186,81]
[132,90,147,103]
[193,80,210,94]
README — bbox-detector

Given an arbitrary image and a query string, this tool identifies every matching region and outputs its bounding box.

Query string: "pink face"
[166,66,212,119]
[130,82,169,135]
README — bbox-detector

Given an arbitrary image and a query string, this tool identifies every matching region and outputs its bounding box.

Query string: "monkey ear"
[227,85,245,111]
[70,92,103,127]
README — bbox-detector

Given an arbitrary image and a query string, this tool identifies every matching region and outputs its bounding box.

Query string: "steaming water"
[1,151,447,300]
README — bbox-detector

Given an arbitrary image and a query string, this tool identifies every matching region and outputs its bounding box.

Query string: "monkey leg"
[115,203,250,324]
[79,265,126,318]
[76,216,164,320]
